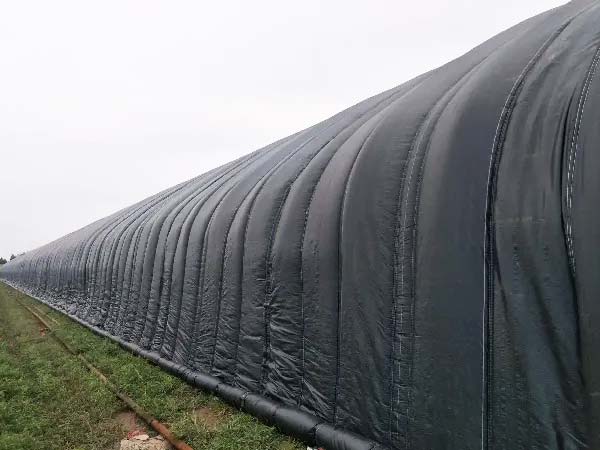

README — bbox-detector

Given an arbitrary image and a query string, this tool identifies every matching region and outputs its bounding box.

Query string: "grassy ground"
[0,282,304,450]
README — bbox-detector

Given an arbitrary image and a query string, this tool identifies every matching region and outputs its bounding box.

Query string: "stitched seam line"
[565,46,600,274]
[481,16,581,450]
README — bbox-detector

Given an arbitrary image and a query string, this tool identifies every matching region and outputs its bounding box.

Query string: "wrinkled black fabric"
[2,1,600,448]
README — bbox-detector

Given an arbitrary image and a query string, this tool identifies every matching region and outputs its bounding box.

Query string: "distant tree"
[9,254,16,261]
[0,257,6,265]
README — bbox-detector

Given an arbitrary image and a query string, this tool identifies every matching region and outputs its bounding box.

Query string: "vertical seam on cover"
[188,142,292,369]
[187,182,236,369]
[389,46,499,447]
[228,127,337,383]
[565,45,600,274]
[156,156,259,355]
[295,84,422,412]
[258,97,398,392]
[333,118,385,423]
[209,143,297,374]
[98,187,183,327]
[481,17,579,450]
[136,182,219,345]
[146,148,273,351]
[258,130,337,390]
[331,78,433,425]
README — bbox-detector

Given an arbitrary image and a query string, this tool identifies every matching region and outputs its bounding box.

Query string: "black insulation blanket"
[3,1,600,448]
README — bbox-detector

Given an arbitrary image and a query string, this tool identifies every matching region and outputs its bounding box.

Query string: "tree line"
[0,254,17,265]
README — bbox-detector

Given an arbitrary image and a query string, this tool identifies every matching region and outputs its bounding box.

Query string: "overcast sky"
[0,0,566,259]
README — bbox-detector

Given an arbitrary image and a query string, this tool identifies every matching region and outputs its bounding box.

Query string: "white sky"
[0,0,565,259]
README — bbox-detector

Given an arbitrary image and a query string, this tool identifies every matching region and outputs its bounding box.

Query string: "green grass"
[0,282,304,450]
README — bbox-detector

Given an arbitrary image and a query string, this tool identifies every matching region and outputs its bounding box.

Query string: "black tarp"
[2,1,600,448]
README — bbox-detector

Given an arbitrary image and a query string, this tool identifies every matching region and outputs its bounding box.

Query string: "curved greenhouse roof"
[3,1,600,448]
